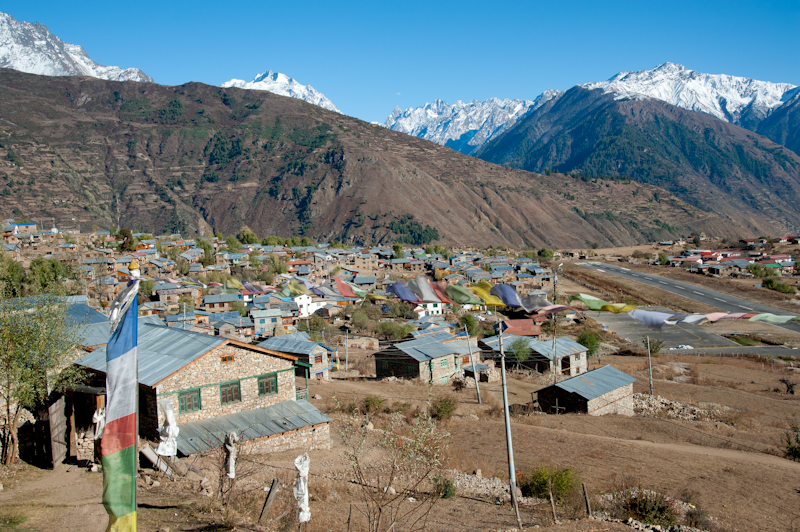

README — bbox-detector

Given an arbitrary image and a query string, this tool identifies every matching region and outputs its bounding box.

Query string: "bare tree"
[339,408,450,531]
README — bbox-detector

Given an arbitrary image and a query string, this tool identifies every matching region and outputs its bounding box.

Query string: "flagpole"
[499,326,523,530]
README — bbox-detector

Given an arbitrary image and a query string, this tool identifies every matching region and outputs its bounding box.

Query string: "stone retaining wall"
[246,422,331,454]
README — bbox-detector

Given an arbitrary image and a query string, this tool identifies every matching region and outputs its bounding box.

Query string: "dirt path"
[0,463,106,532]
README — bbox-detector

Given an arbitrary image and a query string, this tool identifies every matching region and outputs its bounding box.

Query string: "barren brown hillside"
[0,69,752,246]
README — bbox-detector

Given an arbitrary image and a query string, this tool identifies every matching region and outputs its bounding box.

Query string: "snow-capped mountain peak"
[583,62,797,126]
[383,91,559,155]
[221,70,340,113]
[0,11,152,82]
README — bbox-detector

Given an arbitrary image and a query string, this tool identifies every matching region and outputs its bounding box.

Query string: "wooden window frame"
[258,373,278,396]
[219,381,241,405]
[220,354,234,363]
[179,388,201,413]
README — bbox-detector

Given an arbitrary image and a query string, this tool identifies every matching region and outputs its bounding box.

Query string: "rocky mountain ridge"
[221,70,340,113]
[382,92,559,155]
[0,70,742,247]
[0,11,152,83]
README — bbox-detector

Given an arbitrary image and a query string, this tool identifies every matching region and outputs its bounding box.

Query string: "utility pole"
[345,330,349,372]
[499,327,523,530]
[646,336,654,396]
[464,325,482,404]
[182,302,186,330]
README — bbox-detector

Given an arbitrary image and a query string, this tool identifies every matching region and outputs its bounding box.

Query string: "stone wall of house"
[587,384,634,416]
[419,355,458,384]
[155,344,296,426]
[563,352,588,377]
[246,423,331,454]
[140,385,160,440]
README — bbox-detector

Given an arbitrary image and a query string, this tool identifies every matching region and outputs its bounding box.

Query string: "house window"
[258,373,278,396]
[220,381,241,404]
[406,364,416,374]
[378,360,389,370]
[221,354,234,363]
[314,355,323,364]
[441,376,449,384]
[260,319,265,324]
[179,389,201,413]
[271,318,278,323]
[440,358,448,368]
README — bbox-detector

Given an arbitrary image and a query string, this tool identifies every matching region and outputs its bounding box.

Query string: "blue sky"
[4,0,799,123]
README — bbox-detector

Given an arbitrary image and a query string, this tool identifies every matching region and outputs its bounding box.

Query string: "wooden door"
[48,395,67,468]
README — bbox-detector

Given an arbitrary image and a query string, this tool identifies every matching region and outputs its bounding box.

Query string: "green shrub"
[517,466,578,501]
[622,491,676,526]
[785,418,800,461]
[430,396,458,421]
[576,331,601,357]
[433,476,456,499]
[362,395,385,414]
[762,277,795,293]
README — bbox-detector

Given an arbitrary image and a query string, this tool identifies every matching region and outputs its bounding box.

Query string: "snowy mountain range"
[221,70,340,113]
[383,92,559,155]
[387,63,798,154]
[582,62,797,129]
[0,12,152,82]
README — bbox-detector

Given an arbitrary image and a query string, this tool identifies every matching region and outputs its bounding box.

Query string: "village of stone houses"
[1,221,799,532]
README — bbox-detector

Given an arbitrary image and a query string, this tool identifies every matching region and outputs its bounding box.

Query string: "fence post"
[582,482,592,517]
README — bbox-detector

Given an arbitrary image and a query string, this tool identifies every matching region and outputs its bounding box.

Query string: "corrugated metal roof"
[482,335,585,360]
[549,365,636,400]
[175,399,331,455]
[258,335,324,356]
[76,323,225,386]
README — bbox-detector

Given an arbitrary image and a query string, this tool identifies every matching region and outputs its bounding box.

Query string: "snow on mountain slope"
[221,70,340,113]
[383,91,559,154]
[583,62,796,127]
[0,11,152,82]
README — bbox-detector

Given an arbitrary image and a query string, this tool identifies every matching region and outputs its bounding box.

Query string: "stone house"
[373,334,472,385]
[204,293,241,313]
[215,317,255,339]
[536,365,636,416]
[75,323,330,455]
[258,332,331,382]
[250,308,283,336]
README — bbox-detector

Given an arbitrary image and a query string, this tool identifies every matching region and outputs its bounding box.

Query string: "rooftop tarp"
[334,276,357,299]
[386,281,421,303]
[490,284,522,307]
[470,280,505,306]
[569,293,608,311]
[445,284,483,305]
[407,276,441,303]
[429,280,454,305]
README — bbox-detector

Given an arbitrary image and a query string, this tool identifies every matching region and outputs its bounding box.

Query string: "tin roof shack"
[258,332,331,382]
[374,333,471,385]
[537,365,636,416]
[481,335,588,377]
[76,324,330,456]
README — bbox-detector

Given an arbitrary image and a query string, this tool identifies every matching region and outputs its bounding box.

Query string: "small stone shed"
[536,365,636,416]
[481,335,588,376]
[76,323,331,456]
[374,332,472,385]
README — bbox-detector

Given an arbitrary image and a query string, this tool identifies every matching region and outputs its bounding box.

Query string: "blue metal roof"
[258,335,325,356]
[175,399,331,455]
[76,323,226,386]
[548,365,636,400]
